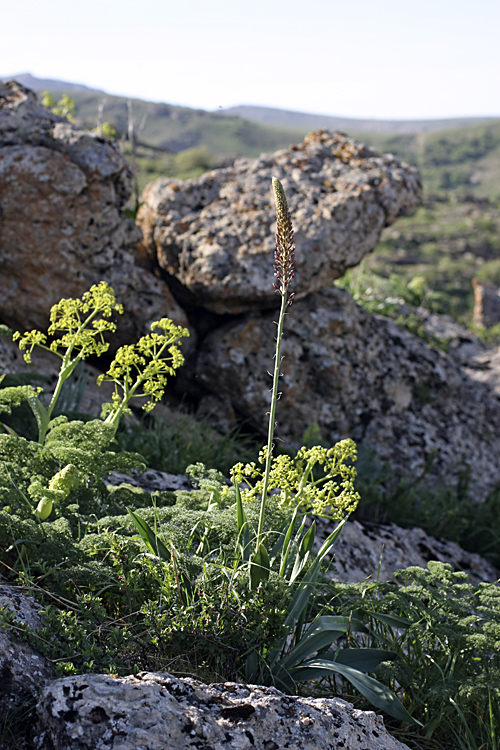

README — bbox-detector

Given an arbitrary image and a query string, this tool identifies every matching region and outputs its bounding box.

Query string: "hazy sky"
[2,0,499,119]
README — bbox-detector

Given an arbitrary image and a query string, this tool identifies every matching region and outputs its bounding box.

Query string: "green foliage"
[41,91,76,122]
[2,165,500,748]
[94,121,117,140]
[123,183,406,721]
[172,146,213,179]
[328,563,500,749]
[233,441,359,519]
[0,282,187,527]
[8,282,187,442]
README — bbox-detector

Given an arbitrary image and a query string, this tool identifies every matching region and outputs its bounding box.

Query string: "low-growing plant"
[0,281,188,522]
[324,563,500,750]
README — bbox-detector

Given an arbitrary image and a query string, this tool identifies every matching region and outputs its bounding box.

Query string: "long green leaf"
[250,543,270,590]
[316,516,348,559]
[289,520,316,583]
[283,518,348,631]
[281,615,367,669]
[127,507,170,562]
[0,422,19,437]
[281,516,307,578]
[293,658,418,724]
[333,647,398,672]
[28,396,49,443]
[235,481,252,562]
[363,610,412,629]
[273,510,298,573]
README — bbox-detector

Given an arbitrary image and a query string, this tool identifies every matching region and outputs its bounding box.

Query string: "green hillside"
[342,123,500,328]
[35,82,500,202]
[354,121,500,201]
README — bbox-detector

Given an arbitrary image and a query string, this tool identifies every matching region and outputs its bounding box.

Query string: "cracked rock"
[34,671,410,749]
[137,129,421,314]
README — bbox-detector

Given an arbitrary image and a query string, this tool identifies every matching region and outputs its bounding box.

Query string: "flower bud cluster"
[272,178,296,301]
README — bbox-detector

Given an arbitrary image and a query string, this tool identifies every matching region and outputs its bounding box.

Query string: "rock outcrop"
[0,81,191,349]
[33,671,410,750]
[195,286,500,498]
[138,130,421,314]
[319,518,500,585]
[0,585,54,745]
[2,81,500,499]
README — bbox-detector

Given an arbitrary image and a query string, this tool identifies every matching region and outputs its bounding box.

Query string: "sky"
[1,0,499,120]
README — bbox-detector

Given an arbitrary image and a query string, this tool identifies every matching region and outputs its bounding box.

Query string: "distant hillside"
[2,74,308,158]
[356,122,500,200]
[4,72,103,94]
[3,74,500,199]
[221,105,499,135]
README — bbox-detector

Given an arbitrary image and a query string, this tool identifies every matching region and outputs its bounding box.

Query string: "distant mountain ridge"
[2,72,104,94]
[221,105,499,135]
[2,73,497,135]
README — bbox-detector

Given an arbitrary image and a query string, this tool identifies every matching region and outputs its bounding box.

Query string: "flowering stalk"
[256,178,296,548]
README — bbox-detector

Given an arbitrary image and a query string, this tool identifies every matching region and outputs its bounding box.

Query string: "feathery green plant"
[1,281,188,521]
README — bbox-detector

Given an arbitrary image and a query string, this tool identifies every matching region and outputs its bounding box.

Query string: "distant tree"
[40,92,76,122]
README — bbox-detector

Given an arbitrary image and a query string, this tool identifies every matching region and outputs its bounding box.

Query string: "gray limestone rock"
[318,519,500,585]
[0,81,192,350]
[33,671,410,750]
[137,130,422,314]
[0,586,54,737]
[195,286,500,499]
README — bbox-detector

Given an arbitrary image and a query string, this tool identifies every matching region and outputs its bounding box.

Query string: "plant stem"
[256,281,288,546]
[255,177,296,551]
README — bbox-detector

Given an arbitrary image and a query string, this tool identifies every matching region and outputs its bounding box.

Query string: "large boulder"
[33,671,410,750]
[195,286,500,498]
[0,81,191,348]
[137,130,421,314]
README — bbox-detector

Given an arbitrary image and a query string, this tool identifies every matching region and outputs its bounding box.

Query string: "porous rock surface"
[34,671,410,750]
[0,585,54,724]
[137,129,421,314]
[0,80,190,348]
[320,519,500,585]
[195,286,500,498]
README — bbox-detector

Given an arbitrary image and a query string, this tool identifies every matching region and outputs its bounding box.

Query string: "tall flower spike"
[255,178,296,551]
[272,177,296,302]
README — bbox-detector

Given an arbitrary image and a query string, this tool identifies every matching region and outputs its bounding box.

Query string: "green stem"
[103,337,172,433]
[256,290,288,548]
[41,307,103,441]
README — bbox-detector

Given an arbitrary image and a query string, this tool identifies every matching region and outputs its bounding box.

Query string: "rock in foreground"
[34,671,410,750]
[138,130,421,314]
